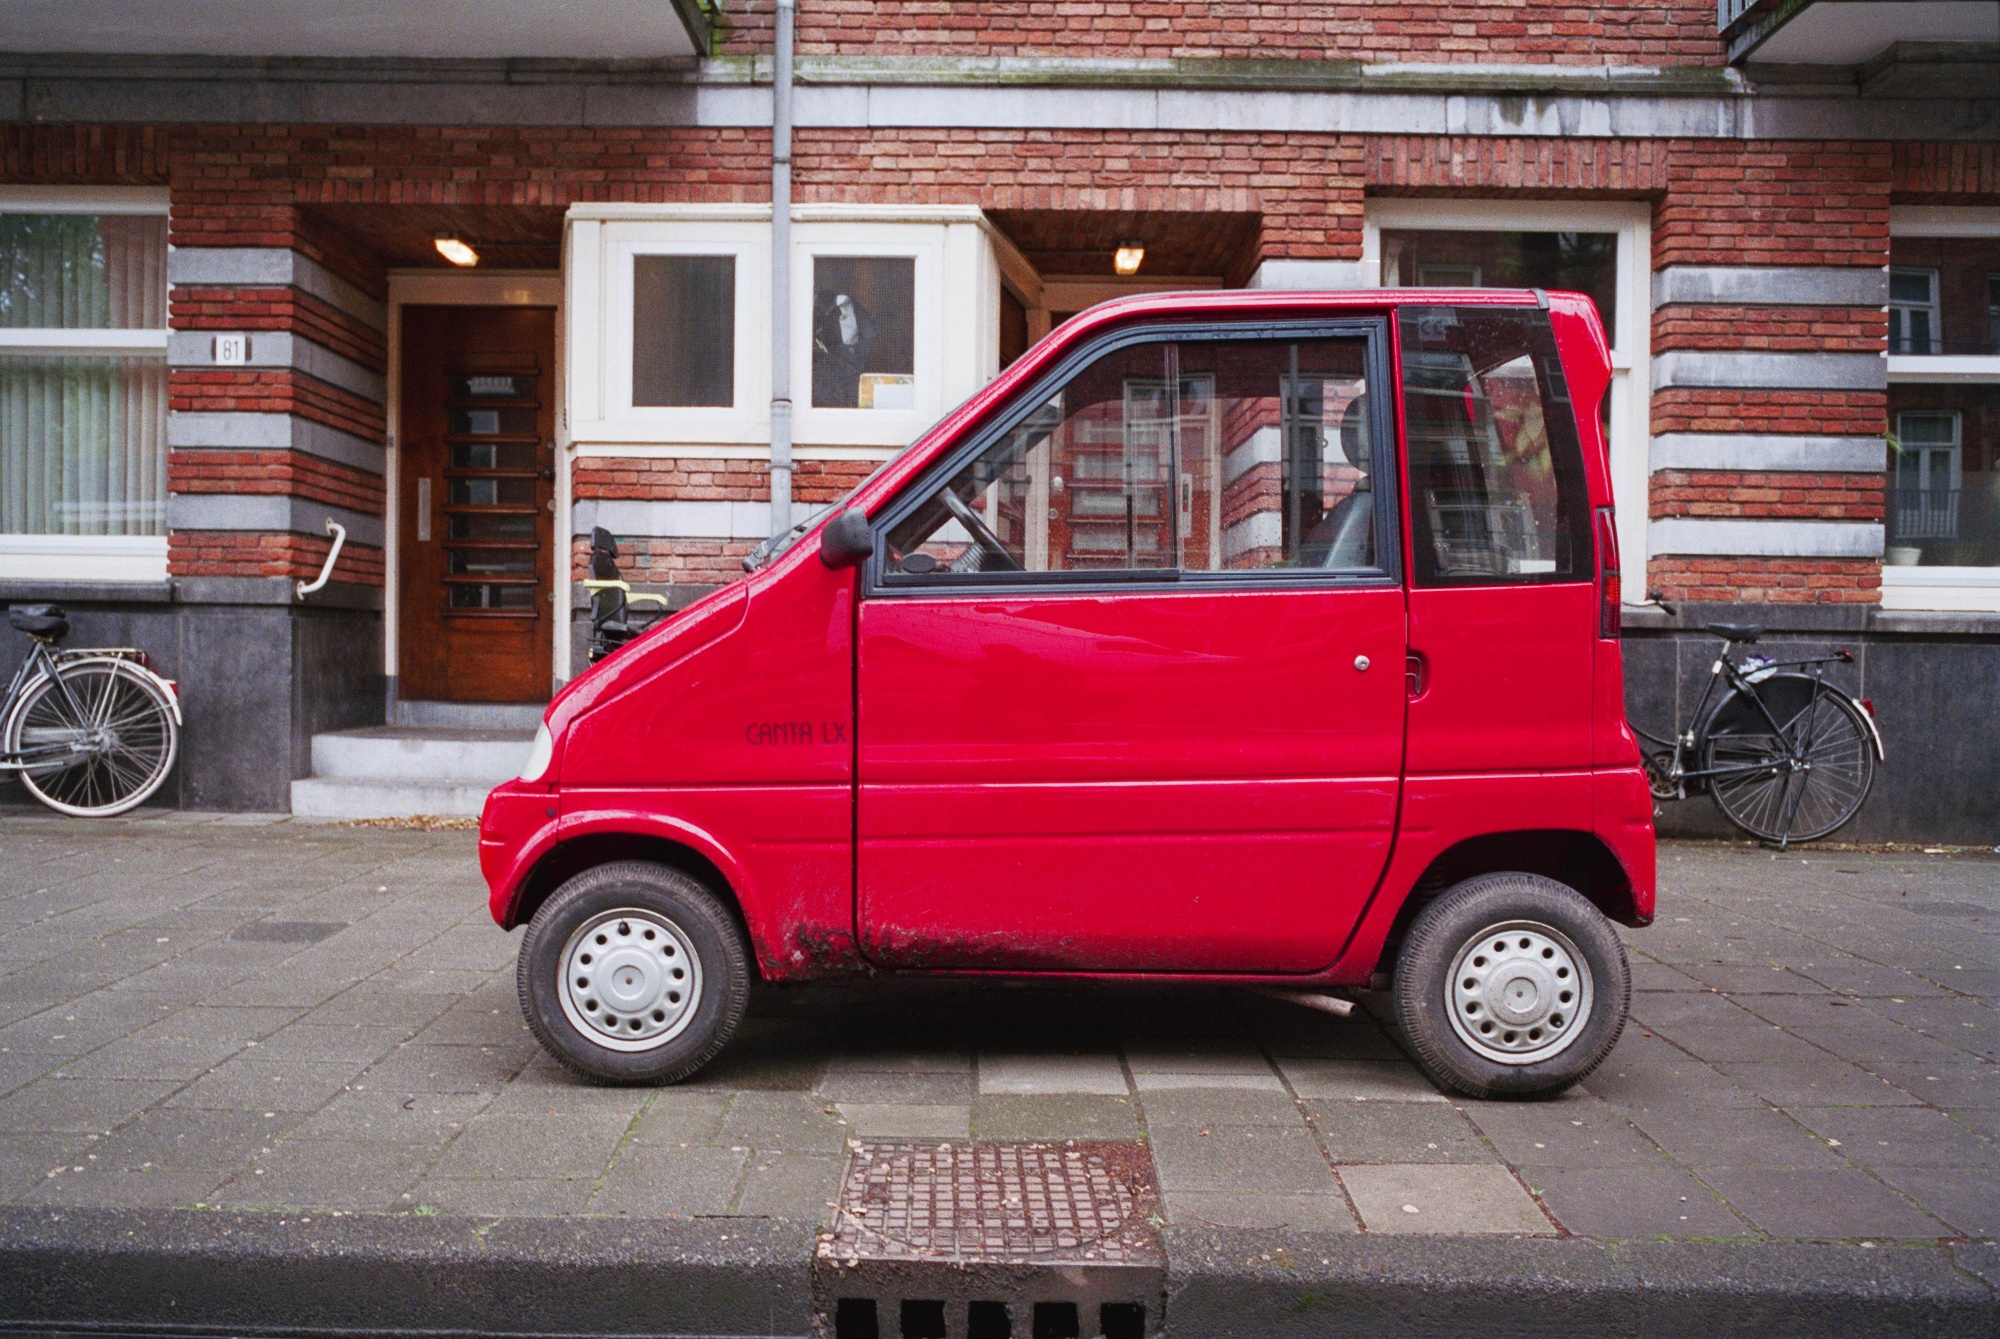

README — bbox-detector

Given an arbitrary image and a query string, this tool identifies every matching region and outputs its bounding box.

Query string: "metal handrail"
[296,518,348,599]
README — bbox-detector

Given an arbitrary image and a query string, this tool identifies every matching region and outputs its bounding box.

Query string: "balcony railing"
[1892,487,1961,541]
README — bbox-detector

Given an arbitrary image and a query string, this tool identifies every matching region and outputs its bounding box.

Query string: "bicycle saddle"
[1702,621,1762,644]
[7,604,68,639]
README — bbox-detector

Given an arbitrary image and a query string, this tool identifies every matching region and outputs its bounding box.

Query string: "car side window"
[1399,306,1592,586]
[881,335,1380,580]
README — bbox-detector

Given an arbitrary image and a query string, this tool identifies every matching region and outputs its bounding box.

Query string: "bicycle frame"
[1631,642,1865,795]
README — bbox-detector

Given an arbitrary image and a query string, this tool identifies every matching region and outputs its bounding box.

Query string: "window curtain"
[0,214,167,536]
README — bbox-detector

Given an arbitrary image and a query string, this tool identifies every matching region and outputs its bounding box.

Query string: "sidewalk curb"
[0,1208,815,1339]
[1165,1229,2000,1338]
[2,1211,1996,1339]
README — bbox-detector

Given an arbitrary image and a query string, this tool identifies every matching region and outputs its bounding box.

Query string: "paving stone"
[429,1112,632,1180]
[1789,1107,2000,1169]
[1165,1190,1356,1231]
[970,1095,1142,1141]
[1682,964,1830,994]
[1645,1021,1837,1065]
[1524,1166,1750,1239]
[1870,1062,2000,1108]
[1713,1060,1923,1108]
[1627,1106,1846,1170]
[589,1144,748,1217]
[1458,1102,1664,1168]
[832,1103,968,1139]
[1277,1059,1447,1103]
[1867,1163,2000,1238]
[413,1177,597,1217]
[0,1078,178,1133]
[1697,1167,1949,1240]
[167,1059,366,1112]
[625,1091,732,1146]
[247,1024,410,1065]
[1789,958,1949,998]
[0,1131,95,1200]
[23,1163,226,1209]
[1734,994,1890,1029]
[1142,1087,1302,1129]
[1306,1100,1493,1164]
[1579,1034,1764,1111]
[1148,1124,1336,1197]
[354,1044,518,1095]
[293,1089,493,1144]
[722,1090,853,1152]
[213,1137,437,1211]
[1123,1047,1274,1078]
[821,1047,971,1077]
[976,1053,1126,1095]
[732,1150,844,1220]
[813,1071,971,1105]
[56,1030,253,1081]
[1339,1163,1552,1235]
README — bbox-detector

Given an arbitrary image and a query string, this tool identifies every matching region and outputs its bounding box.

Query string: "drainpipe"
[768,0,796,538]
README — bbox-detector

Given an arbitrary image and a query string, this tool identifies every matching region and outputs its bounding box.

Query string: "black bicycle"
[1630,594,1881,848]
[0,604,181,817]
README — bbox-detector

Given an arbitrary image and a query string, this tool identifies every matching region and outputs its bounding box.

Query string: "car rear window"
[1399,306,1592,586]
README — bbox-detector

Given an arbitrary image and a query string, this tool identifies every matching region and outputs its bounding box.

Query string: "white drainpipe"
[768,0,796,538]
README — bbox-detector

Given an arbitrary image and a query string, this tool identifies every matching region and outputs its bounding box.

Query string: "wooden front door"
[398,305,557,702]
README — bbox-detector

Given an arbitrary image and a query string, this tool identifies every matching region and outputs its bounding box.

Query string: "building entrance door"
[397,305,557,702]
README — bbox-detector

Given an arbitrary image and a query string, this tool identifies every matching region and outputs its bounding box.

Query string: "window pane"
[1887,388,1999,567]
[813,256,915,408]
[1381,230,1618,338]
[1892,237,2000,355]
[0,355,165,536]
[0,214,166,329]
[1400,307,1591,585]
[633,255,735,407]
[1175,339,1376,573]
[883,336,1378,579]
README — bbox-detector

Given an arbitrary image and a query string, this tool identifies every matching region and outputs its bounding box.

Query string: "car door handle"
[1406,652,1430,699]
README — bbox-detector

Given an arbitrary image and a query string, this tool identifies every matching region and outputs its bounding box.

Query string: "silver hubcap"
[1446,919,1592,1065]
[557,908,702,1053]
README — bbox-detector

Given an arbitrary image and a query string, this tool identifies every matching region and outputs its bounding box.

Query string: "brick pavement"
[0,814,1994,1246]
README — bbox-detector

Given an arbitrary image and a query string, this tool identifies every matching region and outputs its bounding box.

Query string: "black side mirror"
[819,508,874,569]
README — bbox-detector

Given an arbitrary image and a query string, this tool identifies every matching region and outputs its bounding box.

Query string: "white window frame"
[1885,207,2000,612]
[0,185,171,582]
[1888,266,1941,355]
[1362,199,1652,590]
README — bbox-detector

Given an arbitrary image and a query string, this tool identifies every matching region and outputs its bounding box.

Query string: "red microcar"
[480,289,1655,1100]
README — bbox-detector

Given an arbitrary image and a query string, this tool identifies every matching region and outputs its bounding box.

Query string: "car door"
[856,322,1407,973]
[1397,304,1597,777]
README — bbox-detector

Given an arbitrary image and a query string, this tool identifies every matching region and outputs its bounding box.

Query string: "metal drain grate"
[814,1141,1163,1339]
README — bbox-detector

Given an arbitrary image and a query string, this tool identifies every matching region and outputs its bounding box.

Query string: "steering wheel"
[938,487,1024,571]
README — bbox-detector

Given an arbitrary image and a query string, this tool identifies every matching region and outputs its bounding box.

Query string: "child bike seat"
[7,604,68,639]
[1701,622,1762,644]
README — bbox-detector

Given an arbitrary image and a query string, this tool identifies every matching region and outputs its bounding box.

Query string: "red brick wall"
[168,369,386,442]
[167,531,385,584]
[1647,557,1881,605]
[0,124,168,184]
[1367,136,1667,197]
[718,1,1724,65]
[1651,306,1886,354]
[168,286,387,372]
[168,451,386,514]
[1654,141,1893,269]
[1893,141,2000,203]
[1650,471,1883,522]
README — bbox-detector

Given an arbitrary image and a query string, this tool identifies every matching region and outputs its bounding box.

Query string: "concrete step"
[392,699,546,730]
[290,776,496,820]
[310,726,535,783]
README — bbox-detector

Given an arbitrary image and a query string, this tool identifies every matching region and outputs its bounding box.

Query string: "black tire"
[1700,675,1875,845]
[516,861,751,1085]
[1392,873,1630,1100]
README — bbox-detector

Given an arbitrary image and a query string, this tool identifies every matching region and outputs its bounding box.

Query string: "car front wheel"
[1392,872,1629,1100]
[517,861,751,1085]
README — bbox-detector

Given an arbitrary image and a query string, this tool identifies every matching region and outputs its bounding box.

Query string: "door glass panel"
[883,336,1377,579]
[449,512,536,541]
[450,372,536,400]
[449,406,538,437]
[450,441,538,472]
[1400,306,1591,585]
[448,546,536,575]
[812,256,916,409]
[633,254,735,407]
[448,583,535,610]
[450,476,535,507]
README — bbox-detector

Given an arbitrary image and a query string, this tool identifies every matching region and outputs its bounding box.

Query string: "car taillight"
[1595,507,1620,639]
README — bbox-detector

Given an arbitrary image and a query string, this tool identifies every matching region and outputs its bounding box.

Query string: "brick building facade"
[0,1,1995,834]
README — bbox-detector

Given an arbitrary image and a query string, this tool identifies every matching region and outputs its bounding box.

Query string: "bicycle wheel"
[4,659,179,817]
[1700,674,1874,844]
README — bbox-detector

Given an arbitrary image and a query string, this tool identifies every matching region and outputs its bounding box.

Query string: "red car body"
[480,289,1656,988]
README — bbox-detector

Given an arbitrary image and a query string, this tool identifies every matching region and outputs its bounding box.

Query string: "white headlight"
[519,722,554,782]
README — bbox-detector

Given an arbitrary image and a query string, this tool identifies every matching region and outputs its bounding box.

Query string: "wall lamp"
[1113,243,1145,276]
[434,235,480,267]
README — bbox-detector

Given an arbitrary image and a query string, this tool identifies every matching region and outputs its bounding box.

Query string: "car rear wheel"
[1392,872,1629,1099]
[517,861,751,1085]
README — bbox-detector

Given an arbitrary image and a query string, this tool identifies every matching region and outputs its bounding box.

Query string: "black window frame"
[863,316,1402,599]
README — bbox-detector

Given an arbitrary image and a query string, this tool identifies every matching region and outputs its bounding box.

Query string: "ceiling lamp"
[434,235,480,267]
[1113,243,1145,276]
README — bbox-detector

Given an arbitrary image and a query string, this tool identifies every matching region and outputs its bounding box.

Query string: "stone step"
[392,699,546,730]
[310,726,534,783]
[290,776,496,820]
